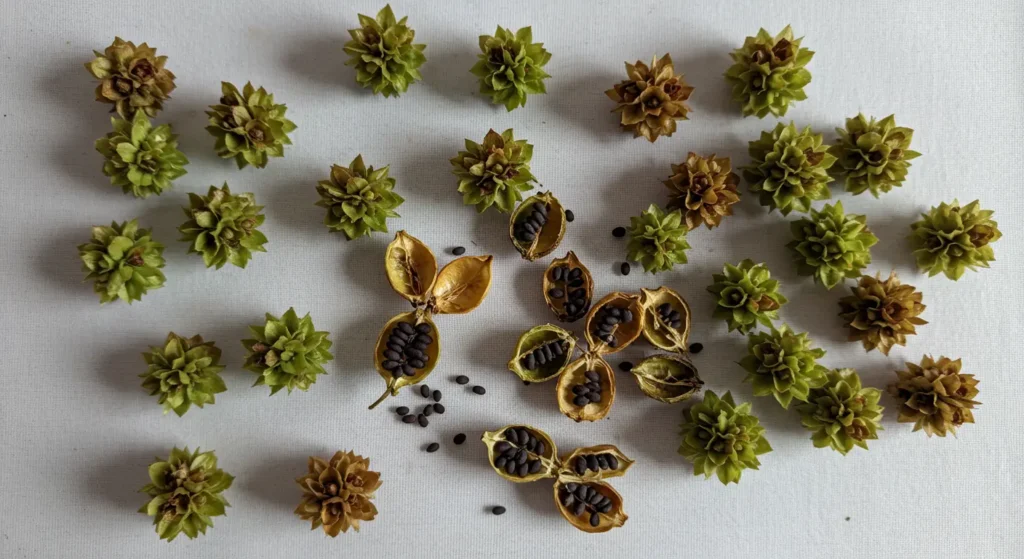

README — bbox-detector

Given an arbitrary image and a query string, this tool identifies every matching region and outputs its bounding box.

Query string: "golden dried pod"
[543,251,593,322]
[384,230,494,314]
[508,324,576,383]
[509,191,566,261]
[630,354,703,403]
[369,311,440,409]
[583,292,644,354]
[384,230,437,304]
[556,355,615,422]
[431,254,493,314]
[552,480,628,533]
[482,425,560,483]
[558,445,635,481]
[639,287,691,352]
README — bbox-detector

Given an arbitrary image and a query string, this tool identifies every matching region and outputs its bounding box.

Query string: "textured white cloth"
[1,1,1022,557]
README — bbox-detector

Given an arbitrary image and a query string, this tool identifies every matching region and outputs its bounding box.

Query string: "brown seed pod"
[384,230,437,305]
[543,251,593,322]
[510,192,566,261]
[482,425,559,483]
[558,444,635,481]
[556,355,615,422]
[508,324,577,383]
[639,286,691,352]
[552,480,628,533]
[630,354,703,403]
[370,311,440,409]
[583,292,644,354]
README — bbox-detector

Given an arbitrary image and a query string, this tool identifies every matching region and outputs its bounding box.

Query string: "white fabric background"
[1,1,1022,557]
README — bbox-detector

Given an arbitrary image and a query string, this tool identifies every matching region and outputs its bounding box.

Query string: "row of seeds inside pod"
[560,482,613,527]
[492,427,547,478]
[380,321,434,378]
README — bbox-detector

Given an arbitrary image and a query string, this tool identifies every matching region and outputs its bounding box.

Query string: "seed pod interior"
[559,444,634,481]
[639,287,691,352]
[370,311,439,408]
[556,356,615,422]
[552,480,628,533]
[510,191,566,261]
[482,425,559,483]
[583,292,644,354]
[384,231,437,304]
[631,354,703,403]
[543,251,594,323]
[508,324,577,383]
[431,255,493,314]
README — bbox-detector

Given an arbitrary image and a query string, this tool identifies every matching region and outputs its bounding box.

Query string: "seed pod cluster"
[542,252,593,322]
[630,286,704,402]
[371,231,493,408]
[510,192,567,260]
[482,426,633,533]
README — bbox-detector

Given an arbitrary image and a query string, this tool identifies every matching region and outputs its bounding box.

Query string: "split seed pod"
[630,354,703,403]
[543,251,593,322]
[639,287,691,352]
[508,324,576,383]
[482,425,559,482]
[371,231,492,408]
[510,192,566,260]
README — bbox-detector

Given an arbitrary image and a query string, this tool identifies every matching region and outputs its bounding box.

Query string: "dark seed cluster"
[396,384,445,427]
[656,302,684,329]
[381,321,433,378]
[492,428,545,478]
[518,339,568,370]
[572,452,620,475]
[560,483,612,527]
[548,264,589,321]
[570,370,603,407]
[592,306,633,347]
[513,202,550,243]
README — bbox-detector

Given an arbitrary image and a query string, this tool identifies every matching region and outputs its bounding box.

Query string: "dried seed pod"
[556,355,615,422]
[543,251,593,323]
[639,287,691,352]
[370,311,440,408]
[431,253,493,314]
[384,230,437,304]
[508,324,577,383]
[482,425,559,483]
[583,292,644,354]
[558,445,634,481]
[509,191,566,261]
[552,480,628,533]
[630,354,703,403]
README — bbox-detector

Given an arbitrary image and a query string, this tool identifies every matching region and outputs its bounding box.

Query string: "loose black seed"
[528,460,542,474]
[396,406,409,416]
[523,380,531,386]
[620,262,630,276]
[455,375,470,385]
[433,403,445,414]
[426,443,440,453]
[454,433,467,445]
[398,322,415,334]
[548,287,565,298]
[607,455,619,470]
[472,385,486,395]
[423,405,433,417]
[495,456,507,468]
[432,390,442,402]
[590,512,600,527]
[573,395,589,407]
[618,361,633,372]
[402,414,416,423]
[419,385,431,398]
[451,246,466,255]
[492,506,506,516]
[586,455,599,471]
[418,415,428,427]
[689,342,704,354]
[565,209,575,222]
[612,226,626,238]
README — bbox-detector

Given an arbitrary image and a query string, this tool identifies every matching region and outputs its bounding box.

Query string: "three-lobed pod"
[482,425,633,533]
[370,231,493,409]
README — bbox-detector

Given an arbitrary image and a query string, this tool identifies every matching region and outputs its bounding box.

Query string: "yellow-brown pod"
[630,354,703,404]
[482,425,559,483]
[384,231,437,305]
[509,192,566,261]
[543,251,593,322]
[639,287,691,352]
[508,324,576,383]
[552,480,628,533]
[555,354,614,422]
[369,310,440,409]
[583,292,644,354]
[558,445,634,481]
[431,255,493,314]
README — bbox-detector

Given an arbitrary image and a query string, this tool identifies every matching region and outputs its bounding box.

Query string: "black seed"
[689,342,704,354]
[541,344,553,362]
[382,360,400,370]
[433,403,445,414]
[396,406,409,416]
[451,246,466,255]
[572,385,588,395]
[585,487,597,499]
[505,460,516,475]
[524,353,537,369]
[550,267,564,281]
[565,209,575,222]
[657,303,671,313]
[585,382,600,392]
[402,414,416,423]
[568,269,582,281]
[495,456,507,468]
[589,492,603,505]
[670,320,682,328]
[596,455,609,469]
[573,395,589,407]
[520,230,536,241]
[454,433,467,445]
[564,304,577,315]
[590,512,600,527]
[517,462,529,477]
[492,506,506,516]
[398,322,415,335]
[517,429,530,444]
[612,227,626,238]
[523,220,538,234]
[535,441,545,455]
[597,323,614,334]
[565,483,579,492]
[384,350,401,361]
[502,447,518,459]
[455,375,470,384]
[620,262,630,276]
[426,443,440,453]
[495,441,511,453]
[388,333,407,345]
[432,390,442,402]
[598,502,613,513]
[585,371,600,382]
[574,485,588,500]
[568,278,584,288]
[402,364,416,376]
[523,380,531,386]
[528,460,542,474]
[504,430,519,444]
[607,455,619,470]
[415,323,432,334]
[417,414,429,427]
[386,342,403,353]
[575,457,586,475]
[586,455,599,471]
[548,287,565,298]
[622,310,633,323]
[587,392,602,403]
[607,307,622,318]
[550,342,563,356]
[408,359,425,369]
[618,361,633,372]
[423,405,433,417]
[417,334,434,344]
[574,502,586,517]
[419,385,430,398]
[405,349,425,361]
[472,385,486,395]
[562,493,575,507]
[534,349,547,365]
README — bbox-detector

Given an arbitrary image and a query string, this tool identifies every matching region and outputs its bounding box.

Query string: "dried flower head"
[606,54,694,142]
[838,272,926,355]
[295,450,382,536]
[889,356,980,437]
[178,183,268,269]
[451,129,537,213]
[95,112,188,198]
[471,26,551,110]
[78,219,165,304]
[724,25,813,118]
[909,200,1001,280]
[85,37,176,118]
[743,122,836,215]
[626,204,691,273]
[829,114,921,197]
[739,324,827,408]
[205,82,296,169]
[797,369,883,455]
[141,333,226,416]
[787,201,878,289]
[707,259,787,334]
[316,155,404,239]
[344,5,426,96]
[664,152,740,230]
[139,447,233,541]
[243,308,334,394]
[678,390,771,485]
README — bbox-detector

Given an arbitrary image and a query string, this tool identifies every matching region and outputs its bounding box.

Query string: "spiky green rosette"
[85,37,176,118]
[797,369,882,455]
[344,5,426,97]
[829,114,921,197]
[141,333,226,416]
[178,184,267,269]
[139,447,234,542]
[626,204,691,273]
[205,82,296,169]
[450,129,537,213]
[707,259,787,334]
[243,308,333,395]
[787,202,878,289]
[724,25,813,118]
[678,390,771,485]
[739,324,827,409]
[78,219,165,304]
[743,122,836,215]
[95,112,188,198]
[908,200,1001,280]
[471,26,551,111]
[315,155,403,239]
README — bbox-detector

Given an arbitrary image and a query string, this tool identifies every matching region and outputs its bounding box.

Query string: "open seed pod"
[482,425,559,483]
[639,287,691,352]
[558,445,634,481]
[543,252,593,322]
[510,192,566,261]
[384,231,437,305]
[553,480,628,533]
[630,354,703,403]
[370,310,440,408]
[556,355,615,422]
[584,292,644,354]
[508,324,577,383]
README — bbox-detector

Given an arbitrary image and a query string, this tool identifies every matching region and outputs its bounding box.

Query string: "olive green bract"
[707,259,786,334]
[315,155,403,239]
[471,26,551,111]
[178,184,267,269]
[908,200,1001,280]
[743,122,836,215]
[739,324,827,409]
[139,447,234,542]
[95,112,187,198]
[205,82,296,169]
[787,201,877,289]
[678,390,771,485]
[889,355,980,437]
[451,129,537,213]
[85,37,176,118]
[344,5,426,97]
[243,308,333,395]
[724,25,813,118]
[626,204,691,273]
[141,333,226,416]
[829,114,921,197]
[796,369,883,455]
[78,219,165,304]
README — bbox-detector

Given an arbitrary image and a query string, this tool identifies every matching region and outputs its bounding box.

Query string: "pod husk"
[542,251,593,322]
[369,311,439,408]
[552,480,628,533]
[583,292,644,354]
[510,192,566,261]
[482,425,560,483]
[631,354,703,403]
[556,354,615,422]
[384,231,437,304]
[639,286,691,352]
[432,255,493,314]
[558,444,635,481]
[508,324,577,383]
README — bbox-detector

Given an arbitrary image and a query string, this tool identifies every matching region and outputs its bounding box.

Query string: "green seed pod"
[471,26,551,111]
[724,25,813,118]
[908,199,1001,280]
[140,333,226,416]
[626,204,691,273]
[707,259,787,334]
[139,447,234,541]
[178,183,268,269]
[508,324,576,383]
[95,111,188,198]
[78,219,166,304]
[242,308,334,395]
[205,81,296,169]
[451,128,537,213]
[678,390,771,485]
[787,201,877,289]
[630,354,703,404]
[343,4,426,97]
[738,324,827,408]
[743,122,836,215]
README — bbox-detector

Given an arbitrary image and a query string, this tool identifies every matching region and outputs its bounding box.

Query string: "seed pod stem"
[368,378,397,410]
